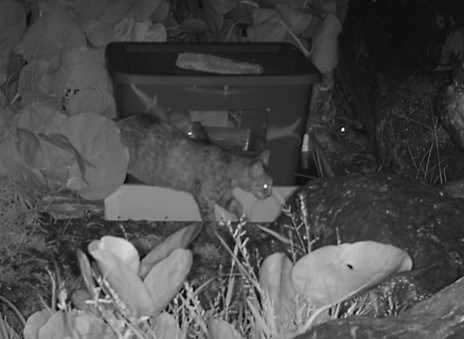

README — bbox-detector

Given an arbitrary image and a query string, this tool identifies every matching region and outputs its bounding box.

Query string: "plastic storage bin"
[106,42,319,184]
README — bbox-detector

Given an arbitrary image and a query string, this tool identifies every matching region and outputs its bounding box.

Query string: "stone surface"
[253,172,464,295]
[246,172,464,336]
[375,72,464,182]
[437,65,464,151]
[295,276,464,339]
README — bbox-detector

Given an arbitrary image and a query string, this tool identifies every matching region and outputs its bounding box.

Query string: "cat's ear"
[257,149,270,165]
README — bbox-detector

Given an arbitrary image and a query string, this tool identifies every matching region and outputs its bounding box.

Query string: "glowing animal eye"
[263,184,269,190]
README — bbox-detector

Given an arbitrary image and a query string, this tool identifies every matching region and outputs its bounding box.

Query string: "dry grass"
[0,175,383,338]
[406,114,448,184]
[0,176,42,254]
[0,175,51,336]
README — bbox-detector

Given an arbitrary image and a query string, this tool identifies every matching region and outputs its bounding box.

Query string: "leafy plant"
[439,27,464,67]
[1,107,129,201]
[212,223,413,338]
[23,223,202,338]
[0,0,172,206]
[18,219,413,338]
[290,241,413,307]
[0,0,349,205]
[0,0,26,87]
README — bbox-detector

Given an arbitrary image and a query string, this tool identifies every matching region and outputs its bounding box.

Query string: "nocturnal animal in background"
[117,113,273,224]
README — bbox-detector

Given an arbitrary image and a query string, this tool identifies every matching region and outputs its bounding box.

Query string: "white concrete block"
[105,185,298,222]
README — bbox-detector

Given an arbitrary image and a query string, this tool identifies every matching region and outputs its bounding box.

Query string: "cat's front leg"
[217,192,245,221]
[194,195,216,222]
[194,196,218,238]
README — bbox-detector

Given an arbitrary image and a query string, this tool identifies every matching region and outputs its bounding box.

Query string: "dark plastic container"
[106,42,319,185]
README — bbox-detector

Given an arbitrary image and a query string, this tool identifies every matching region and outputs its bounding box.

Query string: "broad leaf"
[114,17,167,42]
[76,248,97,297]
[276,5,313,34]
[72,311,115,338]
[34,310,114,339]
[202,0,225,32]
[17,110,126,198]
[17,61,60,106]
[153,312,184,339]
[37,312,70,339]
[0,47,9,87]
[64,82,116,118]
[259,252,296,328]
[140,224,202,278]
[208,318,244,339]
[291,241,413,307]
[248,8,287,41]
[143,248,193,317]
[20,9,86,63]
[89,236,140,273]
[89,245,155,317]
[99,0,137,24]
[133,0,164,22]
[73,0,114,20]
[38,132,94,187]
[0,0,26,49]
[0,0,26,85]
[145,22,168,42]
[16,105,71,170]
[16,127,40,166]
[82,19,114,47]
[17,104,67,134]
[310,13,342,73]
[49,47,107,98]
[204,0,239,15]
[59,113,128,200]
[23,309,52,339]
[150,0,170,23]
[247,20,287,42]
[251,8,279,25]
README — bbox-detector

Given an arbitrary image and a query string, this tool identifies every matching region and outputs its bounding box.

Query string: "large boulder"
[295,276,464,339]
[253,172,464,295]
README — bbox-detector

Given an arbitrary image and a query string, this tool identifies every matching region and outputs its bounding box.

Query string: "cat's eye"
[263,184,269,190]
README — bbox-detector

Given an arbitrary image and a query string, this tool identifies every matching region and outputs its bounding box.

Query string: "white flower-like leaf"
[291,241,413,307]
[89,240,154,317]
[89,236,140,273]
[144,248,193,317]
[140,223,201,278]
[88,236,193,317]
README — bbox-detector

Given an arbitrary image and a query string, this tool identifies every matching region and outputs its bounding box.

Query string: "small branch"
[278,20,311,59]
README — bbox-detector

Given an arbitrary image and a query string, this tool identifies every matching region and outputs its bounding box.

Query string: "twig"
[397,115,433,132]
[278,20,311,58]
[431,107,445,184]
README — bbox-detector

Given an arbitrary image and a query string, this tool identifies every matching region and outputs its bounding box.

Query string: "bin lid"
[106,42,320,86]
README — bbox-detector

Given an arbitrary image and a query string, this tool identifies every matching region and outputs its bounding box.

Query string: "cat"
[117,113,273,225]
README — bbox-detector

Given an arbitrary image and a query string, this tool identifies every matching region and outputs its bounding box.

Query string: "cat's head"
[248,150,273,199]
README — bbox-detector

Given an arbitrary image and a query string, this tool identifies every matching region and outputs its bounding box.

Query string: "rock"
[436,64,464,151]
[253,172,464,295]
[375,72,464,182]
[442,179,464,199]
[294,275,464,339]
